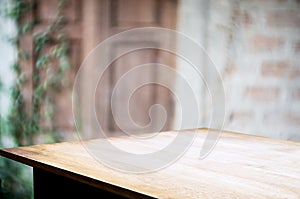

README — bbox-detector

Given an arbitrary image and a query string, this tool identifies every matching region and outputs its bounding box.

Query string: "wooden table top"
[1,128,300,198]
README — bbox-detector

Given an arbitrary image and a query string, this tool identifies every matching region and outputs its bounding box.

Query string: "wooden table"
[1,128,300,198]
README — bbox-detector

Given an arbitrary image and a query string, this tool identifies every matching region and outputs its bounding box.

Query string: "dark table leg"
[33,168,127,199]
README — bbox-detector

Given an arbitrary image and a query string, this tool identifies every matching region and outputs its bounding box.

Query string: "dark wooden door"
[81,0,178,136]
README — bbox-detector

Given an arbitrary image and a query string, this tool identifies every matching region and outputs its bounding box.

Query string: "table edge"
[1,128,300,198]
[0,148,156,199]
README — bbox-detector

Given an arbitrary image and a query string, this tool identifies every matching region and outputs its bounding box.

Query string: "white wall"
[0,0,16,117]
[175,0,300,141]
[175,0,209,130]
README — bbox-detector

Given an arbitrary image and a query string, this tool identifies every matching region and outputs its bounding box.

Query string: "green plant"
[0,0,71,198]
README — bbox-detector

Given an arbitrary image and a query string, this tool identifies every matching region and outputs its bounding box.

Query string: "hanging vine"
[4,0,70,146]
[1,0,71,198]
[31,0,70,143]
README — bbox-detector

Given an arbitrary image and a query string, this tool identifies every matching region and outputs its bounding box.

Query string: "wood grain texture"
[1,128,300,198]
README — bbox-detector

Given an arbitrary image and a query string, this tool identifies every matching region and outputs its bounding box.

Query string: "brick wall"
[18,0,82,136]
[4,0,299,141]
[205,0,300,141]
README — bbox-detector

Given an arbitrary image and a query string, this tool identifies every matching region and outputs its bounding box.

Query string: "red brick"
[261,61,290,77]
[239,10,252,26]
[38,1,57,21]
[292,89,300,100]
[244,0,287,3]
[55,91,74,131]
[287,113,300,126]
[266,10,300,28]
[249,35,284,51]
[70,40,81,70]
[246,87,280,101]
[38,0,81,22]
[289,68,300,79]
[64,0,81,22]
[224,62,237,76]
[64,23,82,40]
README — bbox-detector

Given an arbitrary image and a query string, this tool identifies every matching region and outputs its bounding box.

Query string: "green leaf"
[34,33,50,53]
[19,21,34,34]
[35,54,50,68]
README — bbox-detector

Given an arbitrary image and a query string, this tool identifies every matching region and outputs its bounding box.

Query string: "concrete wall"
[223,0,300,141]
[175,0,209,130]
[177,0,300,141]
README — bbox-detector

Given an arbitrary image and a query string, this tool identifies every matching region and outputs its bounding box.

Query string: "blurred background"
[0,0,299,198]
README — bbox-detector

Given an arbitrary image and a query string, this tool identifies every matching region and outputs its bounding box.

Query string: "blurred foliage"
[0,0,70,198]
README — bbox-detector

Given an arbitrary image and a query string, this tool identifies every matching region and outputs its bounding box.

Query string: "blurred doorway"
[80,0,178,136]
